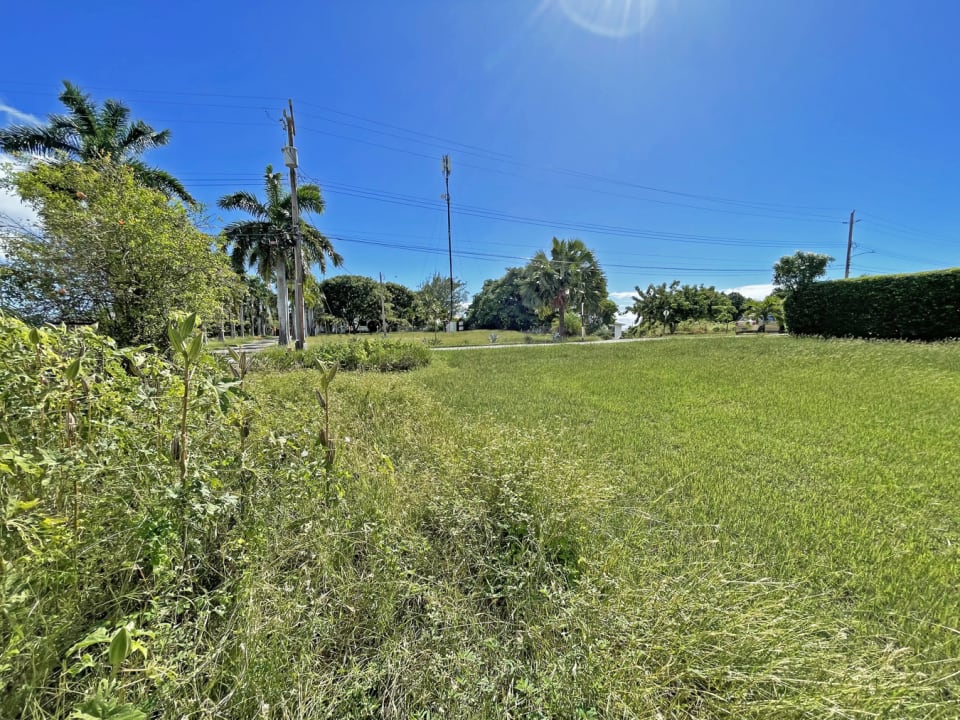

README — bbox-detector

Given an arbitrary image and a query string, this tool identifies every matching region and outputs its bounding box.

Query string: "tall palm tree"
[0,81,193,204]
[521,237,602,339]
[218,165,342,346]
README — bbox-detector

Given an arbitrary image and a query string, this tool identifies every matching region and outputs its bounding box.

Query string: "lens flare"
[557,0,659,37]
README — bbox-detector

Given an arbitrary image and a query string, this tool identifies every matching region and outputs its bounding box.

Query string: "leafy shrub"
[0,314,252,717]
[592,325,613,340]
[550,312,582,337]
[251,337,432,373]
[785,267,960,340]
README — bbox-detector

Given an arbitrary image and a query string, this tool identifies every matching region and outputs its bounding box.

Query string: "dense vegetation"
[786,267,960,339]
[6,320,959,717]
[0,162,235,347]
[251,337,432,372]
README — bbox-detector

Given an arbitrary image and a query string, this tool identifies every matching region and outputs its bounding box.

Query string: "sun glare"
[557,0,659,37]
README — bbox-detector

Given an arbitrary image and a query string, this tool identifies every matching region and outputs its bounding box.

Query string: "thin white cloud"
[609,290,635,300]
[722,283,775,300]
[0,102,40,126]
[0,153,38,228]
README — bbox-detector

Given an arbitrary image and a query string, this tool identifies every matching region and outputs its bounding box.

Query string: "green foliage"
[726,291,747,316]
[744,294,785,328]
[0,80,193,204]
[383,281,416,328]
[415,272,468,326]
[251,337,432,372]
[1,161,236,346]
[785,267,960,339]
[550,311,582,337]
[465,267,541,331]
[0,314,250,717]
[773,251,834,293]
[5,311,959,718]
[219,165,343,346]
[630,281,734,333]
[519,238,608,339]
[318,275,383,332]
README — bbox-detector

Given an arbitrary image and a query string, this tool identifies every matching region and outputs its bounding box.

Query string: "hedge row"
[784,267,960,340]
[250,337,432,372]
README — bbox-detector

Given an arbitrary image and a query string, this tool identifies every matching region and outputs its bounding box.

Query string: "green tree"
[218,165,342,346]
[414,273,468,329]
[319,275,381,332]
[0,81,194,204]
[744,294,785,330]
[384,281,416,329]
[773,252,834,294]
[725,291,747,318]
[465,267,540,331]
[520,238,607,339]
[0,161,235,346]
[630,282,736,334]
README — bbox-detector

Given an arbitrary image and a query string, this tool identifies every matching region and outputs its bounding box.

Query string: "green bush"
[251,337,432,373]
[0,314,252,717]
[550,312,582,337]
[785,267,960,340]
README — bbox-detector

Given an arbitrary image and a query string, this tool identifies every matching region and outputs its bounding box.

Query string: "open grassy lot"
[422,336,960,651]
[246,334,959,717]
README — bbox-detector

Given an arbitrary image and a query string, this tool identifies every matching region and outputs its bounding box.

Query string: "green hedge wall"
[784,268,960,340]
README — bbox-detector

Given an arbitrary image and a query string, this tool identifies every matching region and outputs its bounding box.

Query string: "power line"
[1,79,846,216]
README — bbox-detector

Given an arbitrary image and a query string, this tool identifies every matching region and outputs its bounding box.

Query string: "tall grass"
[6,321,958,718]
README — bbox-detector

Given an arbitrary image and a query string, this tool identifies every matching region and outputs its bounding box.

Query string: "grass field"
[246,334,960,717]
[304,329,605,347]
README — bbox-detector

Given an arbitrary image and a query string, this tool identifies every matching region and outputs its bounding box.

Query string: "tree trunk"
[239,302,245,339]
[275,258,289,346]
[558,298,567,339]
[228,306,235,339]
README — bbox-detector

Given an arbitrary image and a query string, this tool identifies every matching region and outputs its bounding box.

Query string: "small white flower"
[344,436,351,444]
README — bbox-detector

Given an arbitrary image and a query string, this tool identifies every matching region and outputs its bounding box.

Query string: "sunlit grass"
[422,336,960,661]
[244,334,960,716]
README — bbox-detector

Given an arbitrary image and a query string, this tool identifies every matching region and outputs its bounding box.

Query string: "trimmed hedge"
[250,337,432,372]
[784,267,960,340]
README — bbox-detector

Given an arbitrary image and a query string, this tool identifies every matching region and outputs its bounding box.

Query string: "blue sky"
[2,0,959,306]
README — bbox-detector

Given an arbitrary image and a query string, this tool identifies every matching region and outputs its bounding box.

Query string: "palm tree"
[218,165,342,346]
[521,237,602,339]
[0,81,193,204]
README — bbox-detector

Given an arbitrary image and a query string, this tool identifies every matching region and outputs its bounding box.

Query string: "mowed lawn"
[420,336,960,663]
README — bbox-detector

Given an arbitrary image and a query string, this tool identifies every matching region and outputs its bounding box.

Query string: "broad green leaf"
[108,626,131,672]
[187,333,204,362]
[167,323,183,355]
[28,327,40,346]
[64,358,82,382]
[183,313,197,336]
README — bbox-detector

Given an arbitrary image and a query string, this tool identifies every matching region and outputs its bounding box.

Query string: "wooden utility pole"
[844,209,856,279]
[442,155,454,327]
[379,272,387,337]
[282,99,306,349]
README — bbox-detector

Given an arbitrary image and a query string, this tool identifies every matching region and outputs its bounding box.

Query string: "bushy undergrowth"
[3,319,955,718]
[250,337,431,373]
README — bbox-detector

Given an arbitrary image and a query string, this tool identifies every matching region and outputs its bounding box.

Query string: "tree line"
[0,81,834,347]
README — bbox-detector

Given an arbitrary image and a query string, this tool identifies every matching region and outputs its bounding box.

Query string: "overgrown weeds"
[250,337,431,373]
[3,321,957,718]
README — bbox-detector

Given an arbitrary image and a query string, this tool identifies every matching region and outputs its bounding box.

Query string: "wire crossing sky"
[2,0,959,303]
